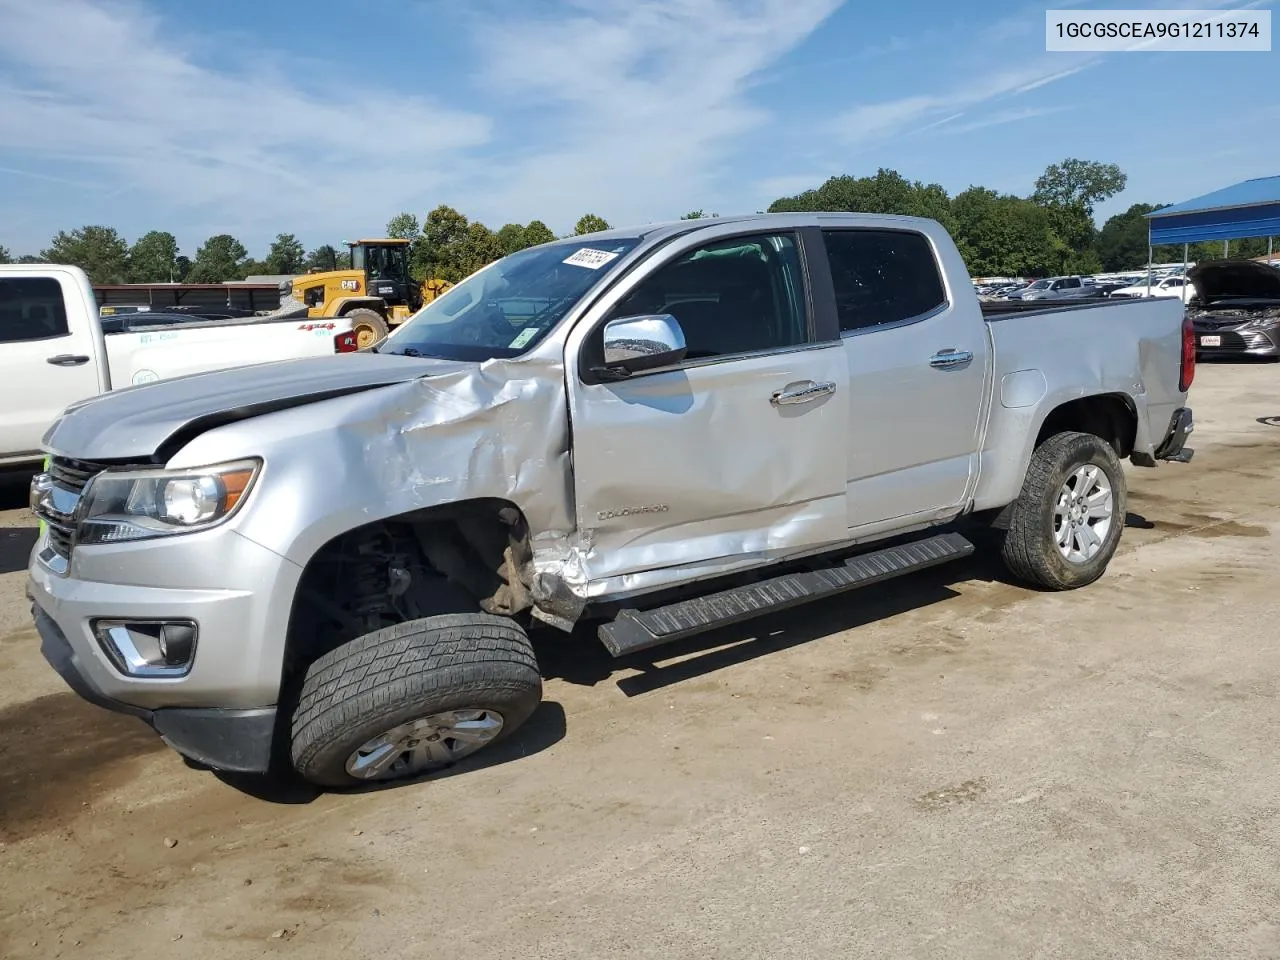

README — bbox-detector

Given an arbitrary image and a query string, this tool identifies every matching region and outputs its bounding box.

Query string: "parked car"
[1187,259,1280,358]
[1109,275,1198,302]
[1005,276,1095,300]
[0,265,360,466]
[1089,280,1135,298]
[28,214,1194,787]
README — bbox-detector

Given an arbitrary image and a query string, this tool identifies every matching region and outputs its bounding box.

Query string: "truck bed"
[979,296,1163,319]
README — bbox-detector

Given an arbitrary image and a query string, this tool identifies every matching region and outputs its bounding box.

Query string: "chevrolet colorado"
[28,214,1196,786]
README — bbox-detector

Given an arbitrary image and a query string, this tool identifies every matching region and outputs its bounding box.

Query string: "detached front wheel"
[290,614,542,788]
[1000,430,1127,590]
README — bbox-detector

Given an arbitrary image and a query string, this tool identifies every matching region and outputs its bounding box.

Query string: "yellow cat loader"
[281,239,453,349]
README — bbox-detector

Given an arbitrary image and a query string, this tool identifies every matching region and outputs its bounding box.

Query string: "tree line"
[1,159,1269,285]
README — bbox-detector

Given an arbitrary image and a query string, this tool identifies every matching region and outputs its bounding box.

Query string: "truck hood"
[1188,259,1280,303]
[44,352,471,462]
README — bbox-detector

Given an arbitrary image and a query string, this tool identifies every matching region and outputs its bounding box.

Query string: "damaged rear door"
[565,229,849,594]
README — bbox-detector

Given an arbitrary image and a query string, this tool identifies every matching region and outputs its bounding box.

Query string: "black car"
[1187,260,1280,359]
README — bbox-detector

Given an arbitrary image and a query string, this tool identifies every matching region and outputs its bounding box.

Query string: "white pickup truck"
[0,264,359,466]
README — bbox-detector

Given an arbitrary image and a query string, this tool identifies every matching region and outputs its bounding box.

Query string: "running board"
[598,532,974,658]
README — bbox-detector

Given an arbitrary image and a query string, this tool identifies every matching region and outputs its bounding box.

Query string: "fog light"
[93,620,197,677]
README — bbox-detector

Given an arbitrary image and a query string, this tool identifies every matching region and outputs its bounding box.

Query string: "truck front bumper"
[26,525,302,774]
[35,605,276,772]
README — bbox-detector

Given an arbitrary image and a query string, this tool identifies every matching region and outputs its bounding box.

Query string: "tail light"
[334,331,359,353]
[1179,314,1195,392]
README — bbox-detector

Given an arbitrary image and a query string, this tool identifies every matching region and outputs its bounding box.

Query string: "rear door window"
[821,229,947,333]
[0,277,71,344]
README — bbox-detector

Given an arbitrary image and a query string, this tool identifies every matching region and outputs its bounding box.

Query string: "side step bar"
[598,532,974,658]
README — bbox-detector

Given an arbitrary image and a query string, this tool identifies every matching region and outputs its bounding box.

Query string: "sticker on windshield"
[563,248,620,270]
[509,327,540,350]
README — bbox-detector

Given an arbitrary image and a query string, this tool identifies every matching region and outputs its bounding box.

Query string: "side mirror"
[595,314,687,378]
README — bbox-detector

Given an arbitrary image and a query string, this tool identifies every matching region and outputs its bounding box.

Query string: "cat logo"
[340,279,360,291]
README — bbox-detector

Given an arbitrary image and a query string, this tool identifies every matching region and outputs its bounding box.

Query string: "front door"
[566,230,849,592]
[0,274,103,462]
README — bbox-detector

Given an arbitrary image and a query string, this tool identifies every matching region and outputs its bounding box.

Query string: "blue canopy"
[1146,175,1280,245]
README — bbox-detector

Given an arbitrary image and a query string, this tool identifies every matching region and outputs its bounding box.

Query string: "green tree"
[0,244,10,264]
[187,234,248,283]
[1031,159,1126,274]
[304,245,341,272]
[496,223,526,254]
[18,254,45,265]
[1032,159,1127,212]
[239,258,270,278]
[950,187,1059,278]
[456,222,506,278]
[1098,203,1161,271]
[264,233,305,275]
[174,255,192,281]
[385,213,420,241]
[417,204,471,281]
[128,230,179,282]
[574,214,611,235]
[521,220,556,247]
[769,169,953,231]
[41,225,130,283]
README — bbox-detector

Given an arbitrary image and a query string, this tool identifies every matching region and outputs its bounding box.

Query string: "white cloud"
[0,0,490,248]
[460,0,845,227]
[0,0,844,248]
[828,56,1098,146]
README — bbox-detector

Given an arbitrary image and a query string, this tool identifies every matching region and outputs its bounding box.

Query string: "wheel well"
[280,499,534,684]
[1035,394,1137,458]
[337,299,387,318]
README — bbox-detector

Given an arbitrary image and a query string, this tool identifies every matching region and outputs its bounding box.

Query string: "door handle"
[770,380,837,406]
[47,354,91,366]
[928,349,973,369]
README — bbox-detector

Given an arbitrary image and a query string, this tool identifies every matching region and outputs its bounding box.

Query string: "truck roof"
[575,212,948,246]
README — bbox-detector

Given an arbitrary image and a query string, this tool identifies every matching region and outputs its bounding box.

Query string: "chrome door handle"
[929,349,973,368]
[47,354,91,366]
[770,380,836,406]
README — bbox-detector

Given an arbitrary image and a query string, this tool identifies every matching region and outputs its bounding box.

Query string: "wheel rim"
[1053,464,1114,564]
[355,325,380,350]
[344,709,505,781]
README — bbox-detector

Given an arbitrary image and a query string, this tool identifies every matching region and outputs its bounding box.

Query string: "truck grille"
[48,456,109,494]
[35,456,146,567]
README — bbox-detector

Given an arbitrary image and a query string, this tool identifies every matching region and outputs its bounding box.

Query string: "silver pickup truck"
[27,214,1196,787]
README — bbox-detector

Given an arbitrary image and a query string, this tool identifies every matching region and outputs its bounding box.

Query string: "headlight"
[77,459,261,545]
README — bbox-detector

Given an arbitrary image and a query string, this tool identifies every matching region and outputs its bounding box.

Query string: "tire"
[344,307,390,349]
[290,614,541,788]
[1000,430,1127,591]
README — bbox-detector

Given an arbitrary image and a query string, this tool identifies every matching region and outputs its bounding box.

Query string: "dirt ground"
[1,362,1279,960]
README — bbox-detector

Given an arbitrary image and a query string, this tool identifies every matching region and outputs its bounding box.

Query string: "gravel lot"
[1,362,1278,960]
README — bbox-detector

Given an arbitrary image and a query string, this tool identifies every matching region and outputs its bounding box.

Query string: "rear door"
[0,274,103,462]
[566,229,849,589]
[815,227,990,532]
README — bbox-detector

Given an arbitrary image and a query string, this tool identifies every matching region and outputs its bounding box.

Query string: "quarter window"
[0,277,70,344]
[606,233,808,361]
[821,230,947,333]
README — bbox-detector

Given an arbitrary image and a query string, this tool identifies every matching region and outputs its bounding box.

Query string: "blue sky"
[1,0,1276,259]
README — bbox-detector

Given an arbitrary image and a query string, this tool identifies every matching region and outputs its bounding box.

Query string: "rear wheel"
[344,307,390,349]
[1000,430,1126,590]
[290,614,541,788]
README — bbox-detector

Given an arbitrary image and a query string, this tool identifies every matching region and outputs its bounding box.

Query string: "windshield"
[1027,279,1051,290]
[379,237,642,361]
